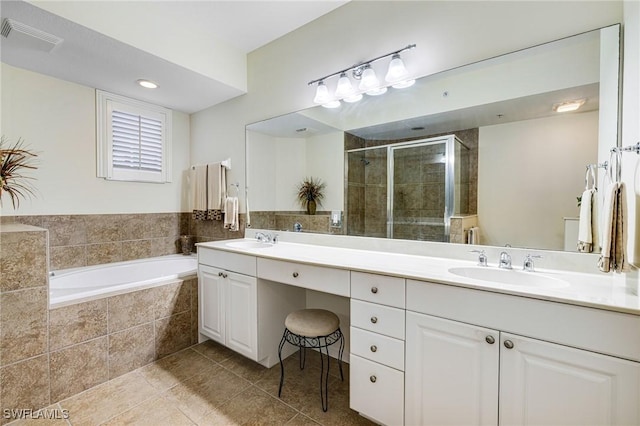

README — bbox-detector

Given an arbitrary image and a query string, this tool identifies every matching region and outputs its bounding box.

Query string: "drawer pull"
[292,272,299,278]
[370,345,377,353]
[218,272,228,278]
[370,375,377,383]
[485,335,495,345]
[370,316,378,324]
[504,340,514,349]
[371,286,378,294]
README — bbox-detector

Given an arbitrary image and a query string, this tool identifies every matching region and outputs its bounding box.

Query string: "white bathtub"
[50,254,198,308]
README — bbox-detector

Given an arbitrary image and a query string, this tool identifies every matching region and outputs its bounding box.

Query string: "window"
[97,90,172,183]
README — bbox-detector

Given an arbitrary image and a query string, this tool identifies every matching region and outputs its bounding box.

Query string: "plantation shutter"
[111,110,163,172]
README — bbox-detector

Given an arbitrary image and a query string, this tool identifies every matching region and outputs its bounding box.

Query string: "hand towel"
[467,227,480,245]
[191,165,209,220]
[246,193,251,228]
[224,196,239,231]
[577,189,594,253]
[207,162,226,212]
[598,182,629,272]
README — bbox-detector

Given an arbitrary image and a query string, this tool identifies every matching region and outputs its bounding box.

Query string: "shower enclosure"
[346,135,470,242]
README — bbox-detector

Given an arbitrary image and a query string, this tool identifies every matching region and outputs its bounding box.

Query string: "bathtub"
[50,254,198,308]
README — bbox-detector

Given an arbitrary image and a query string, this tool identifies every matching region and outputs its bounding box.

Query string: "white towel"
[191,165,208,211]
[598,182,629,272]
[467,227,480,245]
[246,193,251,228]
[577,189,595,253]
[207,162,226,211]
[224,196,239,231]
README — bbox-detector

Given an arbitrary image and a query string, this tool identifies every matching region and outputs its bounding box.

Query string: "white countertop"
[197,239,640,316]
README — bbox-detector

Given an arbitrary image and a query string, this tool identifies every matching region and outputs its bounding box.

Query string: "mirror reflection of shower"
[345,134,476,242]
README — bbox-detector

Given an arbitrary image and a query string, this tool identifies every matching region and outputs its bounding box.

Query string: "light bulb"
[313,81,331,104]
[335,73,355,98]
[366,87,387,96]
[322,100,341,108]
[359,65,380,91]
[385,53,410,83]
[343,93,363,103]
[392,79,416,89]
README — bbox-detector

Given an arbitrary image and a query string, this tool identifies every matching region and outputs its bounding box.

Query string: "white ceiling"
[0,0,348,113]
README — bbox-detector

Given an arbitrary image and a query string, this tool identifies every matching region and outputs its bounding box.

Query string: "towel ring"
[228,183,240,196]
[585,165,596,190]
[608,149,622,184]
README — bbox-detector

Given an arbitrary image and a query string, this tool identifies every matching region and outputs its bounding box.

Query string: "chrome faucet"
[498,251,512,269]
[293,222,302,232]
[523,254,542,272]
[255,232,277,243]
[470,249,488,267]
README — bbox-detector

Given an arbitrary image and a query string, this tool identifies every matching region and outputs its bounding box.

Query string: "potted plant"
[296,177,325,215]
[0,136,38,209]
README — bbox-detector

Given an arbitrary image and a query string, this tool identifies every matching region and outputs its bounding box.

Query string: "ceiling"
[0,0,348,113]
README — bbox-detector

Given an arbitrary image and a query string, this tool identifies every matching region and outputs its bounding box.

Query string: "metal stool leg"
[299,344,306,370]
[277,331,287,398]
[337,329,345,381]
[319,337,330,412]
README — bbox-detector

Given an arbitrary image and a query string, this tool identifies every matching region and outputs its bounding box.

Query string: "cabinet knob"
[218,272,224,277]
[504,340,514,349]
[292,272,299,278]
[218,272,228,278]
[370,316,378,324]
[370,375,377,383]
[370,345,377,353]
[485,335,495,345]
[371,286,378,294]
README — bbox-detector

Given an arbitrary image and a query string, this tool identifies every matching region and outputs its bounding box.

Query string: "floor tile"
[219,352,269,383]
[101,395,194,426]
[138,348,217,391]
[191,340,236,363]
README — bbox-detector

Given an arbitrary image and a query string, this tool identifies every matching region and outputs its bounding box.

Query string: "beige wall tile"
[107,288,155,333]
[1,287,48,365]
[86,242,122,266]
[49,245,86,270]
[108,323,155,379]
[43,216,87,247]
[155,312,192,359]
[49,299,107,351]
[119,215,147,241]
[85,215,121,244]
[121,239,152,261]
[50,337,108,402]
[0,355,50,422]
[0,231,47,292]
[153,281,191,320]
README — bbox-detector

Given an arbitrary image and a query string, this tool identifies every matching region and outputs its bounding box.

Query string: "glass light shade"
[366,87,387,96]
[359,66,380,91]
[313,81,331,104]
[335,73,355,98]
[392,79,416,89]
[344,93,363,103]
[385,54,409,83]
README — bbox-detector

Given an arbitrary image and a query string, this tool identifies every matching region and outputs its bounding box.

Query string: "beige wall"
[1,64,191,216]
[478,112,598,251]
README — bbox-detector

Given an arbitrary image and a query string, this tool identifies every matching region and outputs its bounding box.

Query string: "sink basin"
[448,267,569,288]
[225,241,273,249]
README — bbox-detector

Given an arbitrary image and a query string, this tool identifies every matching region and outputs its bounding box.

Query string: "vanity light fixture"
[309,44,416,107]
[553,99,585,113]
[137,79,158,89]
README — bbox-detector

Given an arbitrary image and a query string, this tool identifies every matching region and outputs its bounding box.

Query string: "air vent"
[295,127,318,134]
[1,18,63,52]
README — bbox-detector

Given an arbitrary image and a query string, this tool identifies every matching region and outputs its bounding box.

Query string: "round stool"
[278,308,344,412]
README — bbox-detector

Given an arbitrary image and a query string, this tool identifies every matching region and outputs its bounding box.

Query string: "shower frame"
[345,134,468,241]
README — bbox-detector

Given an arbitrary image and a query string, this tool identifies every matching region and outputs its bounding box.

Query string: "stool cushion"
[285,309,340,337]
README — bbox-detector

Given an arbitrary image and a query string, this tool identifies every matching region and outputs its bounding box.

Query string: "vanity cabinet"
[198,250,258,360]
[349,272,406,426]
[405,280,640,426]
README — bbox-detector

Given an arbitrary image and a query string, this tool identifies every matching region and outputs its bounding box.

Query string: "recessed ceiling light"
[553,99,585,113]
[137,79,158,89]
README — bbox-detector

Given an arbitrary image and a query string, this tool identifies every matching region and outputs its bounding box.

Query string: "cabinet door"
[225,271,258,360]
[500,333,640,426]
[405,312,499,426]
[198,265,225,344]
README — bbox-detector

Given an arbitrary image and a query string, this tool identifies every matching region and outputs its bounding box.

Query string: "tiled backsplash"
[1,212,246,270]
[249,211,343,235]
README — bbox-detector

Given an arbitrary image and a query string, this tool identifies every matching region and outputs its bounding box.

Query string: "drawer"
[257,258,350,297]
[351,299,405,340]
[351,271,405,308]
[350,354,404,426]
[198,248,256,276]
[351,326,404,371]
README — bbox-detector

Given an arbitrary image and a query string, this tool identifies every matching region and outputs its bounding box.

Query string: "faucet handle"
[470,249,488,267]
[523,254,542,272]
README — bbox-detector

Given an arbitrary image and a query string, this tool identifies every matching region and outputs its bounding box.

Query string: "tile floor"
[12,341,376,426]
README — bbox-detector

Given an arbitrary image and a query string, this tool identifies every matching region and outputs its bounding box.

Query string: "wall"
[478,111,598,250]
[190,1,622,217]
[0,64,191,216]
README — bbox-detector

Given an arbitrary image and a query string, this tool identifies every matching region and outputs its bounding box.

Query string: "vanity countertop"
[197,239,640,316]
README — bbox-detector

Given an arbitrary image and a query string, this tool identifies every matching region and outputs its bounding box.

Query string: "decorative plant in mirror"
[0,136,38,208]
[297,177,325,215]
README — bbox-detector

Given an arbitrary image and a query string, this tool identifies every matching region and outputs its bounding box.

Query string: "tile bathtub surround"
[2,213,191,270]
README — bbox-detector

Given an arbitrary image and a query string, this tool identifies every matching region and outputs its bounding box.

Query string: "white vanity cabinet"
[198,249,258,360]
[405,280,640,426]
[349,272,406,426]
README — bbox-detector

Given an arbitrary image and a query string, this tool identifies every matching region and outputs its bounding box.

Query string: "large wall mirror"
[246,24,621,253]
